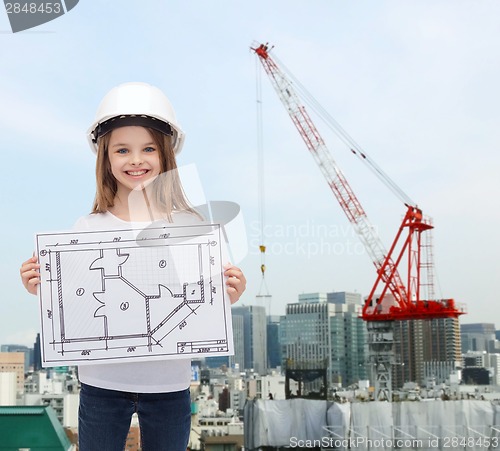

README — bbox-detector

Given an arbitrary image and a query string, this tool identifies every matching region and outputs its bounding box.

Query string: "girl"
[20,82,246,451]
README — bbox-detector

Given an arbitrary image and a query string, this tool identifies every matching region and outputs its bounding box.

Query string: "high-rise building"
[230,314,245,371]
[487,353,500,385]
[461,323,497,353]
[0,345,29,353]
[266,315,282,369]
[205,314,245,370]
[281,292,368,389]
[0,345,31,373]
[298,293,327,304]
[0,373,17,405]
[393,317,461,387]
[327,292,361,306]
[0,352,25,394]
[231,305,267,374]
[33,333,42,371]
[335,306,368,385]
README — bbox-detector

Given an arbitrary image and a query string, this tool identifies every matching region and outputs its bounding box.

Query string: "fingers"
[20,255,41,296]
[224,264,246,305]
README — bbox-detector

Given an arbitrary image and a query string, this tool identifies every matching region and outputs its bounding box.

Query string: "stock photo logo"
[3,0,79,32]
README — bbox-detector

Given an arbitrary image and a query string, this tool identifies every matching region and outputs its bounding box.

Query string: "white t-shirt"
[73,211,198,393]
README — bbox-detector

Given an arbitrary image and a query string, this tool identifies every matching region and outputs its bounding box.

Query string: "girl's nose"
[130,151,143,165]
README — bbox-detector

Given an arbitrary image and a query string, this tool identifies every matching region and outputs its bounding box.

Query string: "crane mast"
[252,43,464,322]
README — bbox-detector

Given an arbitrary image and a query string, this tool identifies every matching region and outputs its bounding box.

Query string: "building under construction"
[393,317,462,388]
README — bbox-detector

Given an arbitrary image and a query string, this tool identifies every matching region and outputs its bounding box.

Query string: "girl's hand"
[224,264,246,304]
[20,256,41,295]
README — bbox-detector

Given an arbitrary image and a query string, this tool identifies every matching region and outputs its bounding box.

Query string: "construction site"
[242,42,495,451]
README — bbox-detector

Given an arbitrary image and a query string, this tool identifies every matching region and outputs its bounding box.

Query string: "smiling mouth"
[126,170,149,176]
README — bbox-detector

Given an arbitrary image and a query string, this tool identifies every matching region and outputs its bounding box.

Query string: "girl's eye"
[144,147,156,153]
[116,148,128,154]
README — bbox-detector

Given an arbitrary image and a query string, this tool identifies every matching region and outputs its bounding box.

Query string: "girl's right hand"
[20,256,41,295]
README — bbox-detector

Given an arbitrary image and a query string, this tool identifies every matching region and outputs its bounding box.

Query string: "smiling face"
[107,126,161,197]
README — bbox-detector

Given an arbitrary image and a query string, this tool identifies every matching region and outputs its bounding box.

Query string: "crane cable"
[256,56,271,298]
[272,54,416,208]
[271,58,443,300]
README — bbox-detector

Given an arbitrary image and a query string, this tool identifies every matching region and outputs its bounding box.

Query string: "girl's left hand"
[224,264,246,304]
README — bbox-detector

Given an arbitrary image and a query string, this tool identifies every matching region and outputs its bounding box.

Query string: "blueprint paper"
[35,223,233,367]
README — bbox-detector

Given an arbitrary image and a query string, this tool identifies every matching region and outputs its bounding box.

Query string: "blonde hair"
[92,127,199,221]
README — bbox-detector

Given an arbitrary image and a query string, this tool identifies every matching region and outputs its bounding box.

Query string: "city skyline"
[4,302,500,397]
[2,1,500,346]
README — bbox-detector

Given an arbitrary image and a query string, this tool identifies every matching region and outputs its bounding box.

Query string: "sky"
[1,1,499,347]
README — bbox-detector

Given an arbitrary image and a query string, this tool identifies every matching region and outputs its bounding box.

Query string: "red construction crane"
[252,42,465,322]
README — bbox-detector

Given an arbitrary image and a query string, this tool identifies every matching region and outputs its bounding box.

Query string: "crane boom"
[252,43,464,322]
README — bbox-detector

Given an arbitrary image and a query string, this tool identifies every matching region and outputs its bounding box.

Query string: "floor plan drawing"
[36,223,233,367]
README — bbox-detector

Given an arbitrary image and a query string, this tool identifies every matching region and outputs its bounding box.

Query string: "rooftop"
[0,405,72,450]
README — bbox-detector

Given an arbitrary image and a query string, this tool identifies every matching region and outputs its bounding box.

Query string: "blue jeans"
[78,383,191,451]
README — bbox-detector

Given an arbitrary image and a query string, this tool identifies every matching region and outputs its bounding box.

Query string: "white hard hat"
[87,82,185,155]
